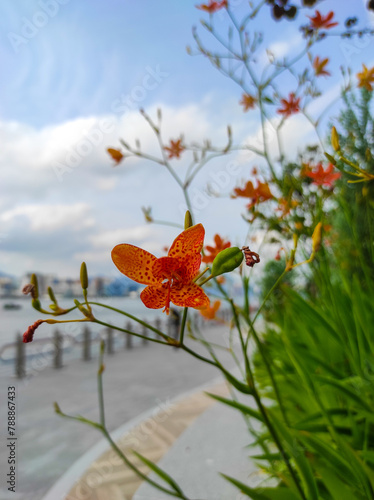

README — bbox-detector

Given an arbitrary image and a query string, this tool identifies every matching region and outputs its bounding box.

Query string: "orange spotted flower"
[304,163,341,187]
[196,0,227,13]
[239,93,257,112]
[203,234,231,263]
[357,64,374,91]
[313,56,330,77]
[112,224,209,315]
[164,139,185,159]
[308,10,338,30]
[199,300,221,320]
[107,148,124,164]
[277,93,300,117]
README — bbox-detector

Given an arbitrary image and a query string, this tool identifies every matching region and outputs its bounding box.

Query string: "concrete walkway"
[0,323,239,500]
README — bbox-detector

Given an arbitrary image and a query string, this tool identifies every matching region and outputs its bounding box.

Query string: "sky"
[1,0,374,279]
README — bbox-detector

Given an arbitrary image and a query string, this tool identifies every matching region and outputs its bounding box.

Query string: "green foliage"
[330,89,374,282]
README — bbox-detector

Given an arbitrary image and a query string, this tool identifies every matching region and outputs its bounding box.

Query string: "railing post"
[53,329,63,369]
[15,333,26,379]
[82,326,91,361]
[142,321,148,346]
[125,321,133,349]
[154,318,162,340]
[107,327,114,355]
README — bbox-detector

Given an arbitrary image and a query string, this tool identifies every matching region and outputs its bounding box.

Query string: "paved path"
[0,323,236,500]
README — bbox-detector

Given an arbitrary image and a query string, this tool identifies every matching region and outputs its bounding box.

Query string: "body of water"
[0,296,168,376]
[0,296,163,347]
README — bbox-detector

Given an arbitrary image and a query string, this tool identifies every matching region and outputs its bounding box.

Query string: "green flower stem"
[92,318,171,346]
[198,274,214,286]
[100,427,188,498]
[192,267,209,283]
[152,219,184,229]
[98,341,106,428]
[229,301,307,500]
[88,301,169,341]
[178,308,188,346]
[251,269,287,328]
[181,344,219,368]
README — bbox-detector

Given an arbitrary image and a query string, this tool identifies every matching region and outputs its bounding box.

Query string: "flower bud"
[312,222,323,253]
[80,262,88,290]
[32,298,41,311]
[324,152,337,165]
[331,126,340,152]
[74,299,91,318]
[48,286,57,304]
[54,402,61,414]
[30,274,39,299]
[211,247,244,277]
[184,210,193,229]
[23,319,43,343]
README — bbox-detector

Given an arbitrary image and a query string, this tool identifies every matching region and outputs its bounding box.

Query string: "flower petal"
[170,283,210,309]
[140,284,168,309]
[168,224,205,260]
[152,256,180,280]
[112,244,161,285]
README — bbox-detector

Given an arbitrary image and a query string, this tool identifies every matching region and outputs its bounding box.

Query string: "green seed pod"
[80,262,88,290]
[48,286,57,304]
[30,273,39,299]
[211,247,244,278]
[184,210,193,229]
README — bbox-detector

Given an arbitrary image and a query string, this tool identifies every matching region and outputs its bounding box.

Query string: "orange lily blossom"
[107,148,124,164]
[239,93,257,111]
[196,0,227,13]
[199,300,221,320]
[203,234,231,263]
[111,224,209,314]
[308,10,338,30]
[304,163,341,187]
[357,64,374,91]
[313,56,330,77]
[232,180,273,207]
[277,93,300,117]
[164,139,185,159]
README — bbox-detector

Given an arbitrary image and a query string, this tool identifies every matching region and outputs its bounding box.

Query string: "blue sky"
[1,0,374,279]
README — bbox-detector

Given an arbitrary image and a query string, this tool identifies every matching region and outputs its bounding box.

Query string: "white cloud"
[1,203,94,231]
[0,98,317,277]
[90,226,155,249]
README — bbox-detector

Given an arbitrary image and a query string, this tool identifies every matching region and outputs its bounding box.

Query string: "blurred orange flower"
[239,93,257,111]
[199,300,221,320]
[313,56,330,77]
[277,93,300,117]
[308,10,338,30]
[203,234,231,263]
[233,180,273,208]
[112,224,209,314]
[277,198,299,217]
[357,64,374,91]
[304,163,341,187]
[164,139,185,159]
[196,0,227,13]
[107,148,124,164]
